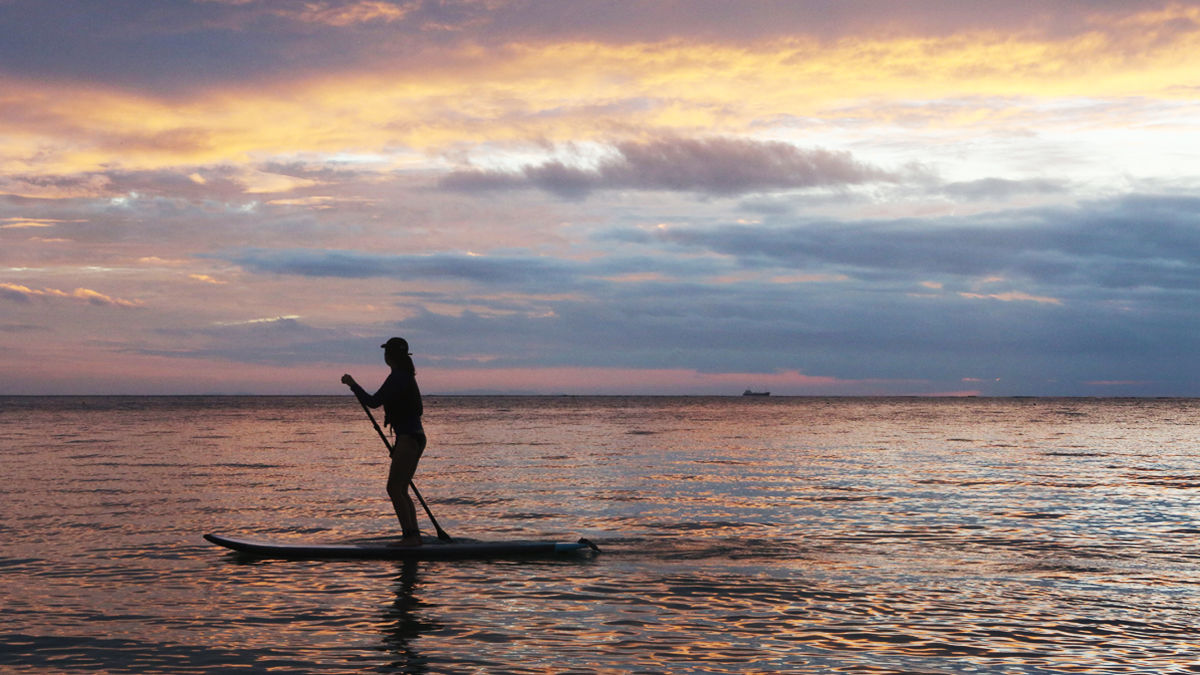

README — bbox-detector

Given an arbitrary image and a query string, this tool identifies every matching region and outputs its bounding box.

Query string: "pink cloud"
[959,291,1062,305]
[421,367,897,395]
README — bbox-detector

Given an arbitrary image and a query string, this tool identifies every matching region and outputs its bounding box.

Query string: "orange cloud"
[0,282,141,307]
[1,4,1197,182]
[279,1,414,26]
[1,219,56,229]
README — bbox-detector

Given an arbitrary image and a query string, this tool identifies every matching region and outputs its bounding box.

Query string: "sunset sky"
[3,0,1200,395]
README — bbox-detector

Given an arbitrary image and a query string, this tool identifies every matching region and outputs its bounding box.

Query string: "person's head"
[381,337,416,374]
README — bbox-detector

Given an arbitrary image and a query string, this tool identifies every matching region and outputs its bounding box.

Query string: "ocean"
[2,395,1199,673]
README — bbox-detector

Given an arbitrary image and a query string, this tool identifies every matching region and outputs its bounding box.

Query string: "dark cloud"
[0,0,477,94]
[219,248,581,286]
[101,168,243,200]
[192,189,1200,395]
[649,194,1200,294]
[258,161,368,183]
[333,267,1200,395]
[0,323,45,332]
[441,137,898,198]
[140,316,367,366]
[217,245,744,293]
[0,285,35,303]
[217,192,1200,310]
[0,1,284,94]
[0,173,108,196]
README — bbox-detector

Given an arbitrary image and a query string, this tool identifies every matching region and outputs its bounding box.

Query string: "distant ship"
[742,389,770,397]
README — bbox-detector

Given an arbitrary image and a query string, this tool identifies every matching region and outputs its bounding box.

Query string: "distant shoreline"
[1,393,1196,400]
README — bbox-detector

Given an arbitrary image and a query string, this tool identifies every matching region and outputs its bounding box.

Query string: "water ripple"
[4,396,1200,672]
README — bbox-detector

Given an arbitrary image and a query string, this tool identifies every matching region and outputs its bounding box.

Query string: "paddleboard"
[204,533,600,560]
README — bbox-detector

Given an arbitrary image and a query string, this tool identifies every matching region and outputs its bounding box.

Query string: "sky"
[2,0,1200,396]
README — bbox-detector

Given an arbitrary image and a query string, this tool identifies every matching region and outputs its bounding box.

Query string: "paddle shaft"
[353,394,452,542]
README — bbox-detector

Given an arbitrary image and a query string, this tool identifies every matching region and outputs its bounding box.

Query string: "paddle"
[352,395,453,542]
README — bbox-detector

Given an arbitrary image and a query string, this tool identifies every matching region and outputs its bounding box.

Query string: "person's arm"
[341,373,388,408]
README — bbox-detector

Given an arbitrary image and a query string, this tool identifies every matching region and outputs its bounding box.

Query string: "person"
[342,337,426,546]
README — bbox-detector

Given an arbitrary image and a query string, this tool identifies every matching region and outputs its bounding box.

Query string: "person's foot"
[390,534,423,547]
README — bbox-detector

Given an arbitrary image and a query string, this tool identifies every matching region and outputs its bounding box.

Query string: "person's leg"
[387,435,424,544]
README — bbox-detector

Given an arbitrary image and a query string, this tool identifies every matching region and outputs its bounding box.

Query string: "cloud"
[0,322,45,333]
[68,187,1199,396]
[137,315,361,366]
[272,1,415,27]
[3,2,1198,185]
[942,178,1066,200]
[318,272,1188,394]
[959,291,1062,305]
[441,137,901,198]
[5,2,1200,396]
[644,193,1200,296]
[219,248,580,286]
[6,2,1195,95]
[0,282,141,307]
[0,218,73,229]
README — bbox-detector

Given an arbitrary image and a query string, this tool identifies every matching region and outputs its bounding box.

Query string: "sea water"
[2,395,1200,673]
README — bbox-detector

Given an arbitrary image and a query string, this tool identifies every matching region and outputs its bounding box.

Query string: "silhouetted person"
[342,337,426,546]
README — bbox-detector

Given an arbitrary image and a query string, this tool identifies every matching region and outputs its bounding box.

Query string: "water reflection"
[379,561,435,674]
[5,396,1200,672]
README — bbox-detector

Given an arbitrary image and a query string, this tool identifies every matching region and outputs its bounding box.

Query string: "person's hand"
[341,373,356,387]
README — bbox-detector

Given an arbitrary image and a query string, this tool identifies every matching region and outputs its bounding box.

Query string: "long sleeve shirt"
[350,369,424,437]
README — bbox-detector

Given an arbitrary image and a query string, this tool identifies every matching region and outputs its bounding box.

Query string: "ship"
[742,389,770,397]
